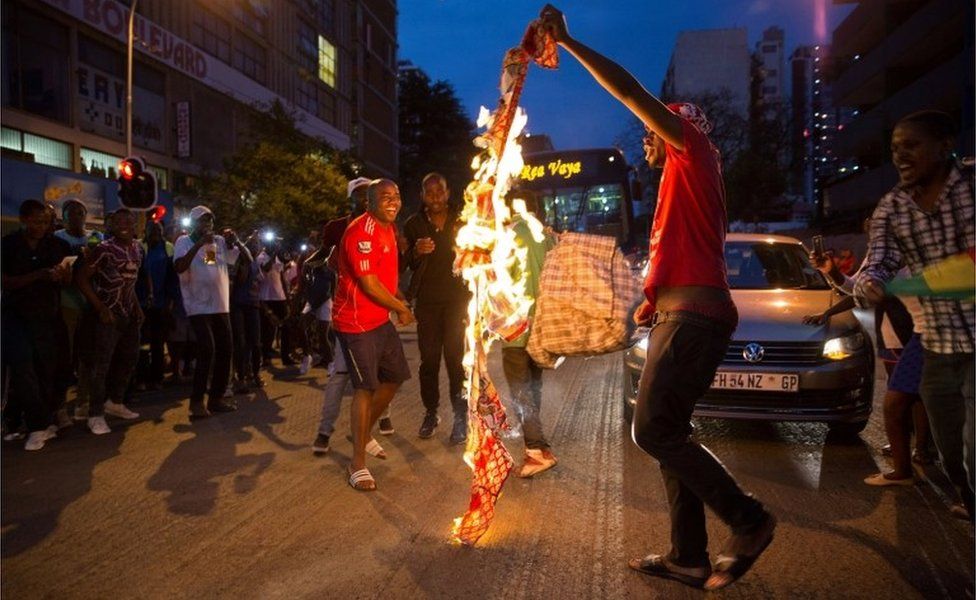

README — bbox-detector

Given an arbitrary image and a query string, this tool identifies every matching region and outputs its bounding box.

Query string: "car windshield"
[725,241,830,290]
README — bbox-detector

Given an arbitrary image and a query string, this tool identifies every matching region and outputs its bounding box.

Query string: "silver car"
[623,233,874,436]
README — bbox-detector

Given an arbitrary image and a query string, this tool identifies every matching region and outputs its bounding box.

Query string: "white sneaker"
[88,416,111,435]
[104,401,139,420]
[299,354,313,375]
[223,387,234,398]
[3,431,25,442]
[25,428,57,451]
[45,424,59,438]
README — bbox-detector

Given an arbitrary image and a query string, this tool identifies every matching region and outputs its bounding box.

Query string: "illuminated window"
[318,35,336,87]
[2,127,72,169]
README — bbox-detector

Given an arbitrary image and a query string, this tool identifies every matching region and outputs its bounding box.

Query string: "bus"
[514,147,639,247]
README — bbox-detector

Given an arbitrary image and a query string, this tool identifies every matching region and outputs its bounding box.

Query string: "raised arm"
[539,4,684,150]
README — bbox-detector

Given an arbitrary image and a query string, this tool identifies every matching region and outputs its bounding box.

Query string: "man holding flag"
[853,110,975,520]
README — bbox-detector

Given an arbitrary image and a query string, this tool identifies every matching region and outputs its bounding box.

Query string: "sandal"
[627,554,710,589]
[346,435,388,459]
[347,467,377,491]
[705,512,776,591]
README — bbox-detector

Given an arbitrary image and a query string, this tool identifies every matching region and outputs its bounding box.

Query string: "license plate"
[711,372,799,393]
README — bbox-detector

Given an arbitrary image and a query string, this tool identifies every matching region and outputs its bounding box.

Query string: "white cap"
[346,177,372,198]
[189,205,213,221]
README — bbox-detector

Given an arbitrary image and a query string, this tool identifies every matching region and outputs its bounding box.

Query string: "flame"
[450,17,557,547]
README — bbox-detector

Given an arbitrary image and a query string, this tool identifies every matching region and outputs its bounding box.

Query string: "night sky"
[399,0,854,151]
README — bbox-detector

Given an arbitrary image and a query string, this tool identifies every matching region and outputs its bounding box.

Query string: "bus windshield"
[542,184,624,234]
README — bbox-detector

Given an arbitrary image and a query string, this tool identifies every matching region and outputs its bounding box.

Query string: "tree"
[199,100,353,242]
[398,65,475,215]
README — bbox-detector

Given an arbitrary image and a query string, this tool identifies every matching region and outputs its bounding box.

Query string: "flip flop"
[627,554,710,589]
[346,435,387,459]
[348,467,376,492]
[705,512,777,591]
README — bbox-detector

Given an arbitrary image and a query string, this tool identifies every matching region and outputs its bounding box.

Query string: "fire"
[449,18,557,546]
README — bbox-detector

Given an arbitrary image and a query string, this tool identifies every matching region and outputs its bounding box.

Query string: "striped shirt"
[853,164,975,354]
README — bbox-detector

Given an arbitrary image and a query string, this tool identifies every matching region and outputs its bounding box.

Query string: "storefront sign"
[176,101,191,158]
[520,159,583,182]
[75,64,165,152]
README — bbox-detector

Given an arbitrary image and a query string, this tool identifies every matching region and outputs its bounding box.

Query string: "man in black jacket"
[403,173,471,443]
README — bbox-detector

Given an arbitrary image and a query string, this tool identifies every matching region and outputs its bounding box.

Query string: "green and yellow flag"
[887,249,976,300]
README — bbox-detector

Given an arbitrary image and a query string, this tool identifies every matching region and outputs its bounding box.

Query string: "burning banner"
[450,20,558,546]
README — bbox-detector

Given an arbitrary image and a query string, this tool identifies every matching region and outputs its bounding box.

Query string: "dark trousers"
[502,346,548,449]
[231,304,262,381]
[3,315,60,432]
[188,313,232,403]
[142,307,169,384]
[415,301,466,415]
[633,313,764,567]
[87,312,142,416]
[261,300,292,359]
[919,351,975,516]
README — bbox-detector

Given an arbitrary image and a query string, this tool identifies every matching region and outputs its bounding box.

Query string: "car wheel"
[828,420,868,438]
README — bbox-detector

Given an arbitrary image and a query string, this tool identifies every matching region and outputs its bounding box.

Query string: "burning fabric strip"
[449,19,557,546]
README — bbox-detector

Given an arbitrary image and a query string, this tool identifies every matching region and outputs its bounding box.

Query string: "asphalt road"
[3,329,973,599]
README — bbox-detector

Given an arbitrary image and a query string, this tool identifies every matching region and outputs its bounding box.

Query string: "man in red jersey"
[541,5,774,591]
[333,179,415,491]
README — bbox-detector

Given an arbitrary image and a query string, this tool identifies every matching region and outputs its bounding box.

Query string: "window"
[297,19,317,73]
[317,35,336,87]
[234,35,267,84]
[762,44,777,53]
[296,78,316,114]
[762,85,777,95]
[191,6,232,64]
[1,127,72,169]
[80,147,168,190]
[2,4,70,123]
[314,0,335,36]
[317,88,335,123]
[234,0,267,37]
[765,69,777,78]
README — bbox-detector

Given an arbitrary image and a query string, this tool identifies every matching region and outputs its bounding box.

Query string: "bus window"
[585,184,624,227]
[542,187,585,232]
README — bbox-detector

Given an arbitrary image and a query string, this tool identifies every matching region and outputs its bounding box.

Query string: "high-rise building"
[661,28,751,118]
[790,44,850,212]
[822,0,974,219]
[1,0,397,224]
[755,26,785,113]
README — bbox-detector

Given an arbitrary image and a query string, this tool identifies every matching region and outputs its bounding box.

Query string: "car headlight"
[823,332,865,360]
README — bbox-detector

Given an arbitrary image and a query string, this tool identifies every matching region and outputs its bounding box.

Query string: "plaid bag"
[527,232,642,368]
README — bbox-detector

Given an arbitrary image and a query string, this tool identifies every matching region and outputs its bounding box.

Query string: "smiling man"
[333,178,415,491]
[853,109,975,520]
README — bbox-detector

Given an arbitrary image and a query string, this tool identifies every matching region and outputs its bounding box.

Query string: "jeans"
[919,350,975,516]
[502,346,548,450]
[188,313,233,403]
[415,301,466,416]
[86,311,142,416]
[3,315,60,432]
[632,312,765,567]
[231,304,262,381]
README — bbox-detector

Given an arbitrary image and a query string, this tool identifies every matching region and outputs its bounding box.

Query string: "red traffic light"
[119,159,139,180]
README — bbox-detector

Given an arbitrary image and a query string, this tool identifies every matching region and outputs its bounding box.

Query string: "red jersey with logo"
[333,213,399,333]
[642,118,729,313]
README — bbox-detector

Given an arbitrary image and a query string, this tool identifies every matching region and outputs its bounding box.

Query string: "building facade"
[1,0,397,224]
[755,26,785,114]
[822,0,974,219]
[661,28,751,118]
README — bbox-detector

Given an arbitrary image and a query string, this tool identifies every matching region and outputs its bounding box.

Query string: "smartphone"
[812,235,825,258]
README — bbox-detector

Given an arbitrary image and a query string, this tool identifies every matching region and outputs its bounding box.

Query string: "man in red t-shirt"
[333,178,415,491]
[541,5,774,591]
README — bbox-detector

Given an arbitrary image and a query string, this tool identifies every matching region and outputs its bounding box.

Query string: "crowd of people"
[0,173,559,490]
[1,3,971,593]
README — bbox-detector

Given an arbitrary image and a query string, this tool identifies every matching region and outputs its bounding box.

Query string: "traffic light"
[117,156,157,210]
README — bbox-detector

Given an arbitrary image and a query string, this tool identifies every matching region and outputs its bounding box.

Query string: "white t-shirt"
[257,251,286,301]
[174,234,240,315]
